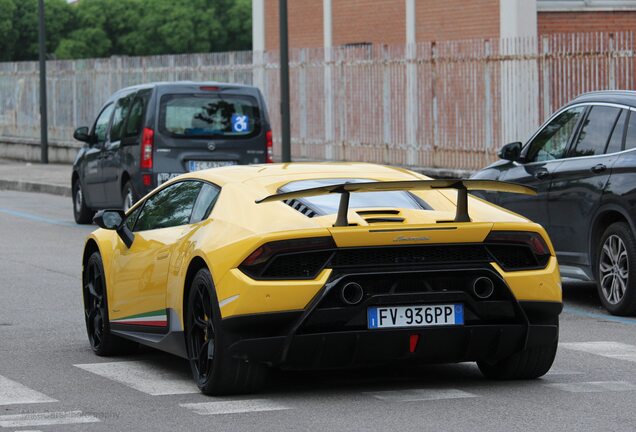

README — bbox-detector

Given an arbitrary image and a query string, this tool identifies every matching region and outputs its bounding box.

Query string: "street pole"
[279,0,291,162]
[38,0,48,164]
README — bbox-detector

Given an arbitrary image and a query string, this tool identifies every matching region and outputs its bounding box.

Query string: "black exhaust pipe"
[472,277,494,299]
[340,282,364,305]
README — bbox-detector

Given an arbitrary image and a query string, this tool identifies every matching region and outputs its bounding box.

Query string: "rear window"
[159,93,260,139]
[279,178,432,215]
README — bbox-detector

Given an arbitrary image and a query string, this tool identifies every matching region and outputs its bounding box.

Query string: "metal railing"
[0,31,633,170]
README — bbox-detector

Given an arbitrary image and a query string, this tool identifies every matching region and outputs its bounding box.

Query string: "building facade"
[254,0,636,51]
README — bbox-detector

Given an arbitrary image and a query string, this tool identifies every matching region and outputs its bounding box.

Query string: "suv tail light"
[240,236,335,279]
[485,231,551,270]
[266,129,273,163]
[140,128,154,169]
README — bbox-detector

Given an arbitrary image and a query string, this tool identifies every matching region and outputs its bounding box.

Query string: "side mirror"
[93,210,134,248]
[73,126,92,143]
[498,141,522,162]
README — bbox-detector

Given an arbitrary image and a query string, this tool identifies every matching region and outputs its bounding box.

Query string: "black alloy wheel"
[597,222,636,316]
[185,268,267,395]
[188,278,216,385]
[83,252,137,356]
[73,179,94,224]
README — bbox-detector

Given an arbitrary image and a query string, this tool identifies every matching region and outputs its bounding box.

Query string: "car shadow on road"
[562,281,605,311]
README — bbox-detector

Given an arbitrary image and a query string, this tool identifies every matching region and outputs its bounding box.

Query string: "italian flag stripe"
[111,309,168,327]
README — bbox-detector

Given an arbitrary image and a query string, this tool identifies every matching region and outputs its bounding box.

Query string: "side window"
[109,96,133,142]
[605,109,627,154]
[92,104,114,147]
[625,111,636,151]
[124,95,148,138]
[570,106,621,157]
[526,106,585,162]
[133,181,203,232]
[190,184,220,224]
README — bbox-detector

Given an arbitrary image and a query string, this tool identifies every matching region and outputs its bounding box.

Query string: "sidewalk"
[0,159,72,197]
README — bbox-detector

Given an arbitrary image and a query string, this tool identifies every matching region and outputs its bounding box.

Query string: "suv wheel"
[597,222,636,316]
[73,179,95,224]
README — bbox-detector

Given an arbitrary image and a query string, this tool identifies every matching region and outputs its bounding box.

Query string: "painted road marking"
[562,305,636,326]
[0,411,100,428]
[368,388,477,402]
[544,368,584,376]
[74,361,197,396]
[180,399,290,415]
[0,208,77,228]
[0,375,57,406]
[545,381,636,393]
[560,341,636,363]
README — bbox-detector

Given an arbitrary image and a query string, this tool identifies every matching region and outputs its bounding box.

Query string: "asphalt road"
[1,190,636,432]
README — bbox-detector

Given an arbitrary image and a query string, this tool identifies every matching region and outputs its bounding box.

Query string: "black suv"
[72,81,272,223]
[472,91,636,315]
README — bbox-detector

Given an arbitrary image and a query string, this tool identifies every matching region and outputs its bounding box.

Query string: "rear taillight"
[266,129,273,163]
[140,128,154,169]
[240,237,335,279]
[485,231,551,270]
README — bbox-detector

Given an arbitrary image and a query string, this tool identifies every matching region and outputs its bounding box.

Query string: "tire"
[596,222,636,316]
[73,179,95,224]
[477,332,558,380]
[185,268,267,395]
[122,181,137,213]
[83,252,138,356]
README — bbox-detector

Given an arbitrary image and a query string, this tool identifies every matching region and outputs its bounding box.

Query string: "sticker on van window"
[231,114,249,133]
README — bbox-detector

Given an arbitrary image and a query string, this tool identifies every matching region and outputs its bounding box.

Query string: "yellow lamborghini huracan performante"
[82,163,562,395]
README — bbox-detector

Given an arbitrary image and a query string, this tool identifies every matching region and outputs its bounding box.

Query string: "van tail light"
[266,129,273,163]
[140,128,154,169]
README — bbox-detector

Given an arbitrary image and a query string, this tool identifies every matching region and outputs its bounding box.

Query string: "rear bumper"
[227,322,558,369]
[223,300,561,369]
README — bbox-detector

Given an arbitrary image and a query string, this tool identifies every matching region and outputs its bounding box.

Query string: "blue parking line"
[0,208,79,228]
[563,305,636,326]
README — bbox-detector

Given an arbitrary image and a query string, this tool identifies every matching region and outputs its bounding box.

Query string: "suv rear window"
[279,179,432,215]
[159,94,260,139]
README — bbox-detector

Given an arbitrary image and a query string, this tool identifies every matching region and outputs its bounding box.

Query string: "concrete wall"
[0,138,78,164]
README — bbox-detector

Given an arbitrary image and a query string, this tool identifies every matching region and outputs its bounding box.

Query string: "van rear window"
[159,94,260,139]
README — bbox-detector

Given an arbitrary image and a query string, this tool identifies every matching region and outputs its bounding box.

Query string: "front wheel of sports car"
[476,336,558,380]
[83,252,138,356]
[186,268,267,395]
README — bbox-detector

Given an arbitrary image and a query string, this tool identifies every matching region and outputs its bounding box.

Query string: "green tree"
[55,28,112,60]
[0,0,17,61]
[11,0,74,61]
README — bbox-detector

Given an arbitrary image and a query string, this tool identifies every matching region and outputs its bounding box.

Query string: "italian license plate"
[367,304,464,329]
[188,160,237,171]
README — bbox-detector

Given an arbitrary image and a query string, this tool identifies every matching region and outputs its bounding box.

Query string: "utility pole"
[38,0,48,164]
[279,0,291,162]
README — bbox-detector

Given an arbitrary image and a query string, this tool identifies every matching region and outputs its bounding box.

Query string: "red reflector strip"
[409,334,419,353]
[143,174,152,186]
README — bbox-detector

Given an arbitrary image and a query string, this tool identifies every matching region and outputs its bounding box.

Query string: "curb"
[0,179,71,197]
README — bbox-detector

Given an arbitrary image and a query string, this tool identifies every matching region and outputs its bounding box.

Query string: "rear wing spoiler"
[255,179,536,226]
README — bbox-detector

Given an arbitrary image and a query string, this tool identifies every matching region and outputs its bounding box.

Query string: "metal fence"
[0,31,634,170]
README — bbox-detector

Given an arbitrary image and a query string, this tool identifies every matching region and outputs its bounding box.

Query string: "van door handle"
[534,169,549,180]
[156,251,170,261]
[591,164,607,174]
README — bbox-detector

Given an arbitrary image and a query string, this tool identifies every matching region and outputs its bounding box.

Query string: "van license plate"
[367,304,463,329]
[188,160,237,171]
